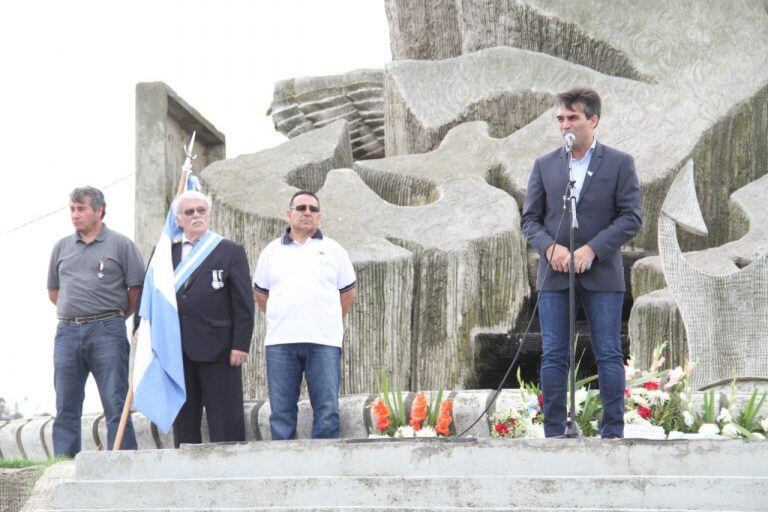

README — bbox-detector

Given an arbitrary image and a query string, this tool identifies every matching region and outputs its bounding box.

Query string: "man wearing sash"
[171,190,254,446]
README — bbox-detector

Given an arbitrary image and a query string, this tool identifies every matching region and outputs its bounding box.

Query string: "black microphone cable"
[454,190,570,439]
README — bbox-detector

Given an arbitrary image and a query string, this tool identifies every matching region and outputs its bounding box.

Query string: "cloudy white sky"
[0,0,390,416]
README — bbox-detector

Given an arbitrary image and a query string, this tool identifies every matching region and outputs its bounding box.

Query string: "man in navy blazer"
[171,190,254,446]
[521,87,642,438]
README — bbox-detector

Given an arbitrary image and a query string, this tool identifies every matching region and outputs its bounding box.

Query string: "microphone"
[564,133,575,152]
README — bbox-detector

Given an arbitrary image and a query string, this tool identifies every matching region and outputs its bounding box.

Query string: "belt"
[59,311,123,325]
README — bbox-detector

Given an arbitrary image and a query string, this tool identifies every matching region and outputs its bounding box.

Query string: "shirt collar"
[182,230,208,245]
[281,227,323,245]
[75,224,108,244]
[573,137,597,163]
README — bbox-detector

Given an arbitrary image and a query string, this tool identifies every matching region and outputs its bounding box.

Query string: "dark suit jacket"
[521,141,642,292]
[173,239,254,362]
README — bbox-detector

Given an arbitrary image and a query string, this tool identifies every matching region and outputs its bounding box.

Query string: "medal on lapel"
[211,270,224,289]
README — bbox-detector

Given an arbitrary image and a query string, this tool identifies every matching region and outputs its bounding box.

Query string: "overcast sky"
[0,0,390,416]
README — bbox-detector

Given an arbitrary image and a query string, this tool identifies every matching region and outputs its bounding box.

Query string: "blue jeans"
[53,317,137,456]
[266,343,341,440]
[538,283,625,438]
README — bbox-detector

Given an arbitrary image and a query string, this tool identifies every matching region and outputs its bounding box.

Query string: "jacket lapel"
[577,141,604,206]
[172,243,181,270]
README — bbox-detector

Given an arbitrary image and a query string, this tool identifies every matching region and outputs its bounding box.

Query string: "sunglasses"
[182,207,208,217]
[291,204,320,213]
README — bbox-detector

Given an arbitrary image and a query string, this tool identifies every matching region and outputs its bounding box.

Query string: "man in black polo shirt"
[47,186,145,456]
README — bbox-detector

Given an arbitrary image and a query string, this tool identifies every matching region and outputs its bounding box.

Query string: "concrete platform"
[44,438,768,511]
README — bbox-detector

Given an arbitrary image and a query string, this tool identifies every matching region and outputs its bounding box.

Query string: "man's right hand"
[545,243,570,272]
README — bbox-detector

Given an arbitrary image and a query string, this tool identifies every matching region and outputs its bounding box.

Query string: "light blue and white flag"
[133,173,198,433]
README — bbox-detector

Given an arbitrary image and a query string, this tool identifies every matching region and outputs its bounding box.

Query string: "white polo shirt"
[253,229,356,347]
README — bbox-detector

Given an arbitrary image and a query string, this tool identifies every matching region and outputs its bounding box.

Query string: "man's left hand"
[570,245,596,274]
[229,349,249,367]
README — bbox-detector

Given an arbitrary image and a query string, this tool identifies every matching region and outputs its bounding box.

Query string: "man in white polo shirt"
[253,191,356,439]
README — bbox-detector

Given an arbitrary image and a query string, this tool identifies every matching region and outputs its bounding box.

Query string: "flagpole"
[114,132,197,450]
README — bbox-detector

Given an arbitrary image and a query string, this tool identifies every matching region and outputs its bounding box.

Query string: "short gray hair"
[70,186,106,219]
[173,190,212,215]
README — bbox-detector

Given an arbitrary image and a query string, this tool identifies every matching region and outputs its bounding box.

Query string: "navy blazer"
[521,141,642,292]
[173,239,255,362]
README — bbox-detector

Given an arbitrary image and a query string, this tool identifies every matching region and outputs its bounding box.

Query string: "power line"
[0,173,135,237]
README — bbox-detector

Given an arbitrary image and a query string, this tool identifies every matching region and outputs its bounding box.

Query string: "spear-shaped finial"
[177,131,198,195]
[182,131,197,173]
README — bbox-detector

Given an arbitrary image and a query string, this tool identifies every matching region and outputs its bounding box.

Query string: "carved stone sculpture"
[658,161,768,389]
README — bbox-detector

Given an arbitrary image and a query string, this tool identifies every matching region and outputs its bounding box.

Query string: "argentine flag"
[133,174,199,433]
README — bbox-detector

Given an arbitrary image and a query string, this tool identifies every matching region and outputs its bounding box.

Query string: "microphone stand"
[563,140,582,438]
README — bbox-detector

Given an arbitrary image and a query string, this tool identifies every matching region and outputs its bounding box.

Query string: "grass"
[0,457,70,469]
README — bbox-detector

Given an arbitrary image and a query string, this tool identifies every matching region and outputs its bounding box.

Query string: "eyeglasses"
[182,207,208,216]
[291,204,320,213]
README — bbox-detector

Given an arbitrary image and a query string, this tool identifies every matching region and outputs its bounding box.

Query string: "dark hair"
[70,186,106,219]
[555,87,601,120]
[289,190,320,208]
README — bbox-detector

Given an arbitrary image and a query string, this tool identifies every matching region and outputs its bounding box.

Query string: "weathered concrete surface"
[384,3,768,254]
[72,438,768,480]
[0,419,29,460]
[630,172,768,370]
[349,122,530,391]
[54,439,768,510]
[270,69,385,160]
[384,0,651,83]
[19,461,73,512]
[52,475,768,510]
[655,163,768,389]
[18,417,53,461]
[134,82,226,260]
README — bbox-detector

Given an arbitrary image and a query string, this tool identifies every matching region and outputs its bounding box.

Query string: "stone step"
[45,508,730,512]
[72,438,768,482]
[52,474,768,511]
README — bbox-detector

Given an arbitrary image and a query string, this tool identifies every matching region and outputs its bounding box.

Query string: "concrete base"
[44,438,768,511]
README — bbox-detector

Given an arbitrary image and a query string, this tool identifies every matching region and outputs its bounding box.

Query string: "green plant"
[734,388,767,433]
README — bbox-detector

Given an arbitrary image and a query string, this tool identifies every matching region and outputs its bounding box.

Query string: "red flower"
[410,392,428,431]
[537,393,544,409]
[636,405,652,419]
[507,417,517,426]
[435,400,453,436]
[495,423,510,436]
[643,380,660,391]
[372,399,390,433]
[624,389,631,398]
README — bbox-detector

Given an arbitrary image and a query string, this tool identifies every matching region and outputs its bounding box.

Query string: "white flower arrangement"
[698,423,720,436]
[414,426,437,438]
[721,422,741,439]
[717,407,733,423]
[683,410,695,428]
[624,409,650,425]
[394,426,415,438]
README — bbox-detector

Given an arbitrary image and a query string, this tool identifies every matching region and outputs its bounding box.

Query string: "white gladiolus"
[395,426,415,438]
[717,408,732,423]
[698,423,719,436]
[624,410,649,425]
[683,410,694,427]
[646,390,670,407]
[721,422,741,439]
[761,418,768,432]
[415,427,437,438]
